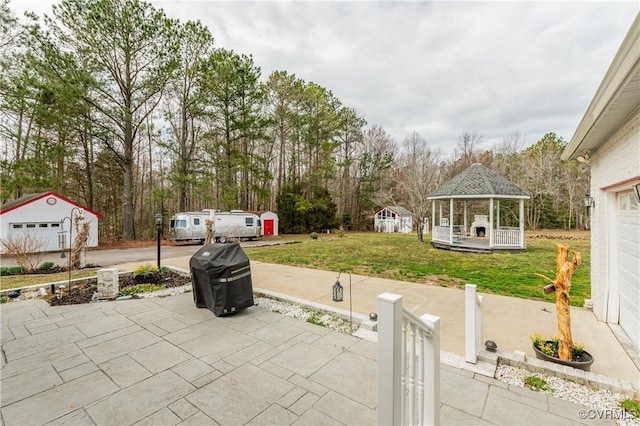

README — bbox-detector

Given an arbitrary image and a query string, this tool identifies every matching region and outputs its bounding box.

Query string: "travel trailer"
[169,210,262,243]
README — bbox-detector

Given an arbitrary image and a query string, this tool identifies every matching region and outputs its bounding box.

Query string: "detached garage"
[0,191,102,253]
[562,14,640,353]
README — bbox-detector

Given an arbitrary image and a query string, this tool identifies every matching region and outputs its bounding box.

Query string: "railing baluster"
[378,293,440,426]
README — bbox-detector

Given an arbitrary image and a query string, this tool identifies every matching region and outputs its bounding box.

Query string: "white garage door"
[617,191,640,350]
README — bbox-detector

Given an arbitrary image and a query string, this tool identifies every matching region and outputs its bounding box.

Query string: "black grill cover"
[189,243,254,316]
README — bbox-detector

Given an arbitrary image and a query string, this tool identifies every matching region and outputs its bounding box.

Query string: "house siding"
[590,110,640,321]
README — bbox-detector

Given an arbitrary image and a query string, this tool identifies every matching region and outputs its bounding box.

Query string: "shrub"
[38,262,56,270]
[310,232,318,240]
[0,266,25,276]
[119,283,165,296]
[0,234,45,272]
[132,264,159,279]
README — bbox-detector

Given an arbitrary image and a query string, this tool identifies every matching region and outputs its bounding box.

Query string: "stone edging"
[481,350,640,399]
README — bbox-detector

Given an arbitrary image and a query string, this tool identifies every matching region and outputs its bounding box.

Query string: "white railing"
[493,228,521,246]
[465,284,484,364]
[378,293,440,426]
[433,225,450,242]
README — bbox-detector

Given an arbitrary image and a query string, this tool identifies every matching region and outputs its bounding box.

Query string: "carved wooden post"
[536,244,581,361]
[204,219,214,244]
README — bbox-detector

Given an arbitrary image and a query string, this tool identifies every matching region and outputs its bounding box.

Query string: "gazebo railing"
[433,226,450,242]
[493,228,521,246]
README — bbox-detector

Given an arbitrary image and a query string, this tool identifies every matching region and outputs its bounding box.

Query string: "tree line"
[0,0,590,241]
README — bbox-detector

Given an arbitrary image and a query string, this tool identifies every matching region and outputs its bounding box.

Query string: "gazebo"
[427,163,530,253]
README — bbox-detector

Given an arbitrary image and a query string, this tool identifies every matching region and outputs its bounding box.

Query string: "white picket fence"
[377,293,440,426]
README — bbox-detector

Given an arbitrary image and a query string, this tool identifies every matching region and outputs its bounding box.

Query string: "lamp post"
[155,213,162,269]
[59,207,84,291]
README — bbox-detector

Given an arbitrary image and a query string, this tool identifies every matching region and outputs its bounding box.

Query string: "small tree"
[0,233,45,272]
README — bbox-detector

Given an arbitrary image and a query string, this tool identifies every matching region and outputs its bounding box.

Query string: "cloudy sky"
[12,1,639,155]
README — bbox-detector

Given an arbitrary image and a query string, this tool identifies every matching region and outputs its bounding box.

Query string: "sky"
[11,0,640,155]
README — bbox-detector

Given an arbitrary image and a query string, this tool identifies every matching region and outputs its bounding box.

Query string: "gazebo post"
[463,201,468,237]
[432,202,436,235]
[497,200,500,228]
[449,198,454,243]
[489,198,494,247]
[519,199,525,248]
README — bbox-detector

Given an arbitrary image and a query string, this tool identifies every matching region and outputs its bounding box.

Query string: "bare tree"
[394,132,442,243]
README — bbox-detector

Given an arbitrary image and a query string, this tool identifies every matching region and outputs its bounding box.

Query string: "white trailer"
[168,210,262,244]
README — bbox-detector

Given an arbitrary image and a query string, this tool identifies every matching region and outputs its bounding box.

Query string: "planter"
[532,342,594,371]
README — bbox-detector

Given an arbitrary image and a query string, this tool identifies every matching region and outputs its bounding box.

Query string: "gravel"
[496,364,639,426]
[254,296,358,335]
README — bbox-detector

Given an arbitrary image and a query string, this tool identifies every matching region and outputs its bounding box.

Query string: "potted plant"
[530,333,594,371]
[532,244,594,371]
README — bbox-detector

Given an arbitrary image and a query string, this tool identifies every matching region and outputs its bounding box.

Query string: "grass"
[1,231,591,306]
[245,231,591,306]
[0,270,100,291]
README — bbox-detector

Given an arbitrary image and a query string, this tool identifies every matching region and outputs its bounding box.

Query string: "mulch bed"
[48,271,192,306]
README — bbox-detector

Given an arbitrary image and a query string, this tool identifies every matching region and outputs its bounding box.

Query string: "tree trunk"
[537,244,581,361]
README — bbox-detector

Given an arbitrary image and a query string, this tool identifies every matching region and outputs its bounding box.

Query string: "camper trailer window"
[176,219,187,228]
[193,218,200,225]
[245,217,253,226]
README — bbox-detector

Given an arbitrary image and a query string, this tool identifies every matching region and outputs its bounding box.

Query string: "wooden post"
[536,244,581,361]
[204,219,214,244]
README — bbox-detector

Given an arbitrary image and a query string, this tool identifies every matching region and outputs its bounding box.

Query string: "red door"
[264,219,274,236]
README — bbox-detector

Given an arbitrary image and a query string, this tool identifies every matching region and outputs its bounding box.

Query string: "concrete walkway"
[0,294,619,425]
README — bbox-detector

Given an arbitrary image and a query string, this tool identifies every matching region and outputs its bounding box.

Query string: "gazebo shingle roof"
[427,163,529,199]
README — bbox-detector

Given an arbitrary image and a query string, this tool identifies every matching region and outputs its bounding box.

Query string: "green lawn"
[246,232,591,307]
[2,232,590,307]
[0,270,100,291]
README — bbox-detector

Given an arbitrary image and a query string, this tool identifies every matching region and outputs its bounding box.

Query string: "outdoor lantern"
[155,213,162,225]
[583,194,595,209]
[332,279,343,302]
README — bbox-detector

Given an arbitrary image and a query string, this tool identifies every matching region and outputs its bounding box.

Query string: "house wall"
[590,110,640,322]
[0,196,99,253]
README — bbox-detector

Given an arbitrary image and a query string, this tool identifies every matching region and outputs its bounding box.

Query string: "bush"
[38,262,56,270]
[132,264,159,279]
[310,232,318,240]
[0,234,45,272]
[0,266,25,276]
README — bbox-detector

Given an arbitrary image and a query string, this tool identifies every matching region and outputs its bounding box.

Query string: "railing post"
[465,284,483,364]
[420,313,440,426]
[378,293,403,426]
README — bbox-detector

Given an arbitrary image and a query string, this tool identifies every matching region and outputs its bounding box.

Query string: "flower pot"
[532,342,594,371]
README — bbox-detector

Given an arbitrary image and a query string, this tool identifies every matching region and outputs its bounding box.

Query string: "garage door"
[618,191,640,351]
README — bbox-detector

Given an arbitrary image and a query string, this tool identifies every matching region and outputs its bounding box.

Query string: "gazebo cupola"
[427,163,530,252]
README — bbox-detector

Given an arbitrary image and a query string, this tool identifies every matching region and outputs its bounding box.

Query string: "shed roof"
[376,206,413,216]
[427,163,530,200]
[0,191,103,218]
